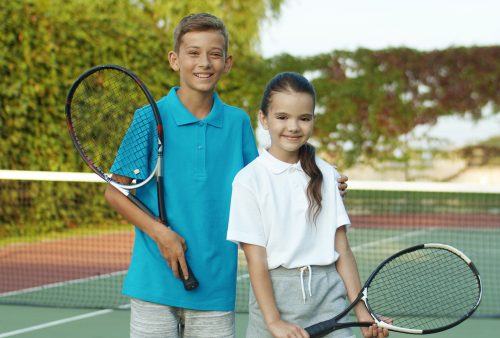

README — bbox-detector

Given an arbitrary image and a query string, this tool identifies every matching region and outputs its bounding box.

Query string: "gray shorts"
[246,264,355,338]
[130,298,235,338]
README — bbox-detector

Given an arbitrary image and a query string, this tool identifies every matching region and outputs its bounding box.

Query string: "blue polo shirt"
[117,87,258,311]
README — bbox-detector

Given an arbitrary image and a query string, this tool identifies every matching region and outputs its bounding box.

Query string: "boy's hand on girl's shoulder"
[152,225,188,279]
[337,174,349,197]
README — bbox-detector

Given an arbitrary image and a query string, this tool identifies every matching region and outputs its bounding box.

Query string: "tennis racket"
[65,64,199,291]
[305,243,481,337]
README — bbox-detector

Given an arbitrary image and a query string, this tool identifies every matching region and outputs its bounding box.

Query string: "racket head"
[363,243,482,334]
[65,64,163,189]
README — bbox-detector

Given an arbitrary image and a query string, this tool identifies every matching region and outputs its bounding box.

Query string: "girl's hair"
[173,13,229,54]
[260,72,323,222]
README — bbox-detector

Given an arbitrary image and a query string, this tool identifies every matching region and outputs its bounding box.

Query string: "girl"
[227,72,389,338]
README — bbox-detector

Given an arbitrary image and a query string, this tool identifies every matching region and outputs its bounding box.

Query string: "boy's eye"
[276,115,287,120]
[301,116,313,121]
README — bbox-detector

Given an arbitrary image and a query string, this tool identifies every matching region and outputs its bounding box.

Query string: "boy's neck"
[177,87,214,119]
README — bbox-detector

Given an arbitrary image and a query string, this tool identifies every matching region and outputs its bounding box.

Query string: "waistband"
[268,263,337,277]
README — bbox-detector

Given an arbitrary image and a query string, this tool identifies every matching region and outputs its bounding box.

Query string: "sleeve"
[241,115,258,166]
[110,106,157,181]
[227,178,267,247]
[332,167,351,229]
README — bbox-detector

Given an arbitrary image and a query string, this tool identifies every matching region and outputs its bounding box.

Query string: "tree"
[265,47,500,170]
[0,0,283,170]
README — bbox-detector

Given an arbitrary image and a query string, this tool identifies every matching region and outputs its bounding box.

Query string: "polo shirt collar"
[167,87,223,128]
[260,148,303,174]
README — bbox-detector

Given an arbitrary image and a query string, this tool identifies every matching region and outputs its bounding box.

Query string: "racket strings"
[366,248,480,330]
[69,69,158,185]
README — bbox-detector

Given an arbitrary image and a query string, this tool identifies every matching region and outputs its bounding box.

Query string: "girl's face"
[259,91,314,163]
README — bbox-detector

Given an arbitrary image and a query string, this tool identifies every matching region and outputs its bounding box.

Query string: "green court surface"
[2,179,499,337]
[0,304,498,338]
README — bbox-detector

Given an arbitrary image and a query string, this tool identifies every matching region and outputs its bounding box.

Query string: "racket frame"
[65,64,198,290]
[306,243,482,336]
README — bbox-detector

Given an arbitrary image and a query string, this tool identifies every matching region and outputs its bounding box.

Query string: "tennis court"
[1,171,499,337]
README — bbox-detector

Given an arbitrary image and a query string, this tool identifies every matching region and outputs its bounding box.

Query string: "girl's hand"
[360,323,389,338]
[268,319,309,338]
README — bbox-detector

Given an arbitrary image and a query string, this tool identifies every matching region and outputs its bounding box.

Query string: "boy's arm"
[241,243,309,338]
[104,182,189,280]
[335,226,389,338]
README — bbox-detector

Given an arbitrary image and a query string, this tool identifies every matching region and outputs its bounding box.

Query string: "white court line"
[0,304,130,337]
[0,270,126,297]
[0,229,434,336]
[0,309,112,337]
[351,228,435,253]
[235,228,436,283]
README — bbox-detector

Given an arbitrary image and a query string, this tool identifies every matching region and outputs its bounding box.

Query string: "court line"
[0,270,126,297]
[351,228,436,252]
[0,309,114,337]
[0,303,130,337]
[235,229,435,283]
[0,228,435,337]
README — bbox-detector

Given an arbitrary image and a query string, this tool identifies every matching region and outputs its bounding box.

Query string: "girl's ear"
[168,51,180,71]
[258,110,268,130]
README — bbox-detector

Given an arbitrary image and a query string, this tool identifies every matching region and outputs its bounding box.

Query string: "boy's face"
[168,30,232,95]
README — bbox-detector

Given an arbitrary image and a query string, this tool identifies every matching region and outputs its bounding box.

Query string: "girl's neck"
[267,146,299,164]
[177,87,213,119]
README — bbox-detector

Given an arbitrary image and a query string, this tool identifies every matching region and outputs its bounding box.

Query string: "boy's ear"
[258,110,268,130]
[168,51,180,71]
[223,55,233,73]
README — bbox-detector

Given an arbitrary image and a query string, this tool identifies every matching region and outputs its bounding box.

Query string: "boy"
[105,13,348,337]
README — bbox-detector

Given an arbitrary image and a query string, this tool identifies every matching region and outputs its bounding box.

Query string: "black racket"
[306,243,482,337]
[65,64,199,291]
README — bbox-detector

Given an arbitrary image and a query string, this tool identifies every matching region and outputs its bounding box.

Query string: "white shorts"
[130,298,235,338]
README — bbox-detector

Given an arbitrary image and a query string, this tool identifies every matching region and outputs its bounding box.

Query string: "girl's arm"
[104,180,189,280]
[241,243,309,338]
[335,226,389,338]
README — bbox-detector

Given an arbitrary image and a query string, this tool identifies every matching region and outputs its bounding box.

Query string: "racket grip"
[178,262,199,291]
[305,319,337,338]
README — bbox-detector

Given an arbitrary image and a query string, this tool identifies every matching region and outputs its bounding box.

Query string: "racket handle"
[178,262,199,291]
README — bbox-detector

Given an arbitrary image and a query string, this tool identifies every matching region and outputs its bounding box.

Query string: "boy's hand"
[267,318,309,338]
[337,174,349,197]
[153,225,188,279]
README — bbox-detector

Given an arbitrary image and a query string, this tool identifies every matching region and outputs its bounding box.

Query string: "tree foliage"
[266,47,500,168]
[0,0,283,237]
[0,0,283,171]
[1,1,499,237]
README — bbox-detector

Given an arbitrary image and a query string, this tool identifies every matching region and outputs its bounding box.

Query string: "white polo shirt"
[227,148,350,269]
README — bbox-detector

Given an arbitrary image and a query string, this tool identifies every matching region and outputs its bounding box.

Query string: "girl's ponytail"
[299,143,323,223]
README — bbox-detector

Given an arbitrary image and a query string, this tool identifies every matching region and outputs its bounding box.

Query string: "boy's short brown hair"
[173,13,229,54]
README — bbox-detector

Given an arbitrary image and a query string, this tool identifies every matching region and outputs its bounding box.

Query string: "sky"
[257,0,500,149]
[259,0,500,57]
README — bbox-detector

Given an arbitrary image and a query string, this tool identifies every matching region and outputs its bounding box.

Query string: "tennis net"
[1,170,499,317]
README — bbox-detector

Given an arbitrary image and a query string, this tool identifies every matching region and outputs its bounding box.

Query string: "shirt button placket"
[195,121,207,177]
